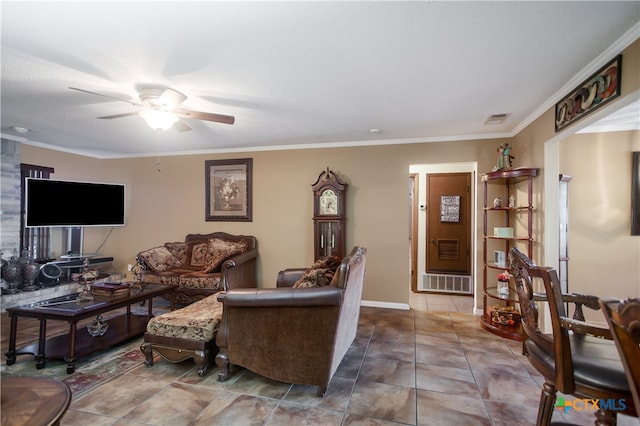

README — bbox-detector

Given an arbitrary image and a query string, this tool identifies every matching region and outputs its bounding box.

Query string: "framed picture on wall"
[205,158,253,222]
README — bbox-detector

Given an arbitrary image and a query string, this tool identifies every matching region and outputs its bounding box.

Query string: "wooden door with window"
[426,173,471,274]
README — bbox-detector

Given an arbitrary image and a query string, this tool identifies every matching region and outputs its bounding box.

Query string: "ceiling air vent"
[485,113,510,125]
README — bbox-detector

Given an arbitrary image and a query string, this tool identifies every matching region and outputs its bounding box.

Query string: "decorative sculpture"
[495,143,515,171]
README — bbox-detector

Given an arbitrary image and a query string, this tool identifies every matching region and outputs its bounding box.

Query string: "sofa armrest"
[219,286,342,308]
[220,248,258,291]
[276,268,307,288]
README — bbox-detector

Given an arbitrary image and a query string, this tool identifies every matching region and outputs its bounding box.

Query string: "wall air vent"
[420,273,472,294]
[485,113,510,125]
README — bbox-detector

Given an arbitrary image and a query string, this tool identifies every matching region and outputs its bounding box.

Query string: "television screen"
[26,178,126,227]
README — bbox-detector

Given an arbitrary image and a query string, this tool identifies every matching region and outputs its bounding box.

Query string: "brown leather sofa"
[136,232,257,304]
[215,246,367,396]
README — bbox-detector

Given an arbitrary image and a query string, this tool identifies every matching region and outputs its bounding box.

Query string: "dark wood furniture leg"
[537,382,556,426]
[6,314,18,365]
[215,350,231,381]
[65,321,78,374]
[141,335,216,377]
[35,318,47,369]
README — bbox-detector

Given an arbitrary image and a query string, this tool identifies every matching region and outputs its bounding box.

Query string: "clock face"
[319,189,338,215]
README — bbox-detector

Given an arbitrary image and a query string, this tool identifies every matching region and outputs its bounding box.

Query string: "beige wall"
[22,138,504,307]
[509,38,640,317]
[560,130,640,305]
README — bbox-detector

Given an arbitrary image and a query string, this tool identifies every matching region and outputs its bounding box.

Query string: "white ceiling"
[1,1,639,159]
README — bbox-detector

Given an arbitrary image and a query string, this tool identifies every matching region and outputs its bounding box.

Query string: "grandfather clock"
[312,168,347,261]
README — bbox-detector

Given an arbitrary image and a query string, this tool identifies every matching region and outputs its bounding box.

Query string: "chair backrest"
[331,246,367,377]
[600,297,640,410]
[509,248,554,354]
[509,247,575,393]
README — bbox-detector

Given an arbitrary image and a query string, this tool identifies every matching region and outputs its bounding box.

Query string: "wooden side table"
[1,376,71,426]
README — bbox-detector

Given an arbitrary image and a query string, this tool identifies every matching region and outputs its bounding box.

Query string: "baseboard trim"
[361,300,410,310]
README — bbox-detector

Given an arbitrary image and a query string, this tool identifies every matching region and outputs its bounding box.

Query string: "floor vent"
[420,273,472,294]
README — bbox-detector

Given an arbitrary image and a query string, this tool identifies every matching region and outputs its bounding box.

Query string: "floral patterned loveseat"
[136,232,257,304]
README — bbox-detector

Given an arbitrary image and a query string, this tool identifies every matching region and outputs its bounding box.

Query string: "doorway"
[409,163,477,299]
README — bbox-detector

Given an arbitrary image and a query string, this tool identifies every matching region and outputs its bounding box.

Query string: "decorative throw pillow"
[164,242,189,266]
[203,238,248,273]
[311,255,341,271]
[292,255,342,288]
[293,268,334,288]
[138,246,182,273]
[189,242,209,267]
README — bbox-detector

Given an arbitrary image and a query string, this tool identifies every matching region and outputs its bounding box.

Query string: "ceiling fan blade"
[158,88,187,109]
[69,87,140,106]
[97,111,140,119]
[174,108,235,125]
[173,119,192,132]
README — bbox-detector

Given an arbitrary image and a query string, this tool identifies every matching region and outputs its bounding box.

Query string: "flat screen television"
[25,178,126,227]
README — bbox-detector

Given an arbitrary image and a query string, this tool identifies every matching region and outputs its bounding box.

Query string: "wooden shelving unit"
[480,168,538,341]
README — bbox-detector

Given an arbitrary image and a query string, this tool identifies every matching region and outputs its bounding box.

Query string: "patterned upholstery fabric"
[293,268,334,287]
[203,238,248,273]
[164,242,190,265]
[292,256,342,288]
[138,246,182,272]
[146,294,224,341]
[189,242,209,267]
[141,274,182,286]
[142,270,221,289]
[137,233,257,305]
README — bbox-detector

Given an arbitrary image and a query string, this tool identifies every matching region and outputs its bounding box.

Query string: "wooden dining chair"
[509,247,636,425]
[599,297,640,412]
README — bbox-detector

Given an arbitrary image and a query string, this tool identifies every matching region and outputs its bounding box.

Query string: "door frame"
[409,163,479,308]
[410,173,419,291]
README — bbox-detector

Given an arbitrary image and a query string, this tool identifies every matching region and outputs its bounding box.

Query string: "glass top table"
[5,283,175,373]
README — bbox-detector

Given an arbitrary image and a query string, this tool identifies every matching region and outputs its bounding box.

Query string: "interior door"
[426,172,471,274]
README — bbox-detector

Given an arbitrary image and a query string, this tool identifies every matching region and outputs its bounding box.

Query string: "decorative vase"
[87,315,109,337]
[0,253,7,291]
[1,256,22,294]
[22,256,41,291]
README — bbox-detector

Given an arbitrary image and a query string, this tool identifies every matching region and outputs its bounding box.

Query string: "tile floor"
[5,293,640,425]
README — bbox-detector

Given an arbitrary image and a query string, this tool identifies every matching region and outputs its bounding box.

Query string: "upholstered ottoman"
[140,293,223,376]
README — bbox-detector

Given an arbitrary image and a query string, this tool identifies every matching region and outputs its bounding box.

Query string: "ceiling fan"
[69,86,235,131]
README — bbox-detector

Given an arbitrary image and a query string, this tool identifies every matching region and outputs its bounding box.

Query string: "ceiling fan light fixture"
[139,109,178,131]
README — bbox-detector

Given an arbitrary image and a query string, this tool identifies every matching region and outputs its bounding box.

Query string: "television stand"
[53,256,114,280]
[59,252,100,260]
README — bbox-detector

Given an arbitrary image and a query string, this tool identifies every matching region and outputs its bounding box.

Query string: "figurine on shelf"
[78,258,94,301]
[131,262,145,291]
[494,143,515,171]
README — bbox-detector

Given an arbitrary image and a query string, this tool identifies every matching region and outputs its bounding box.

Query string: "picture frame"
[555,54,622,132]
[632,152,640,235]
[205,158,252,222]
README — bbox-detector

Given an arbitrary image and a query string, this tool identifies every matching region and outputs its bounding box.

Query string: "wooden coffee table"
[5,283,174,373]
